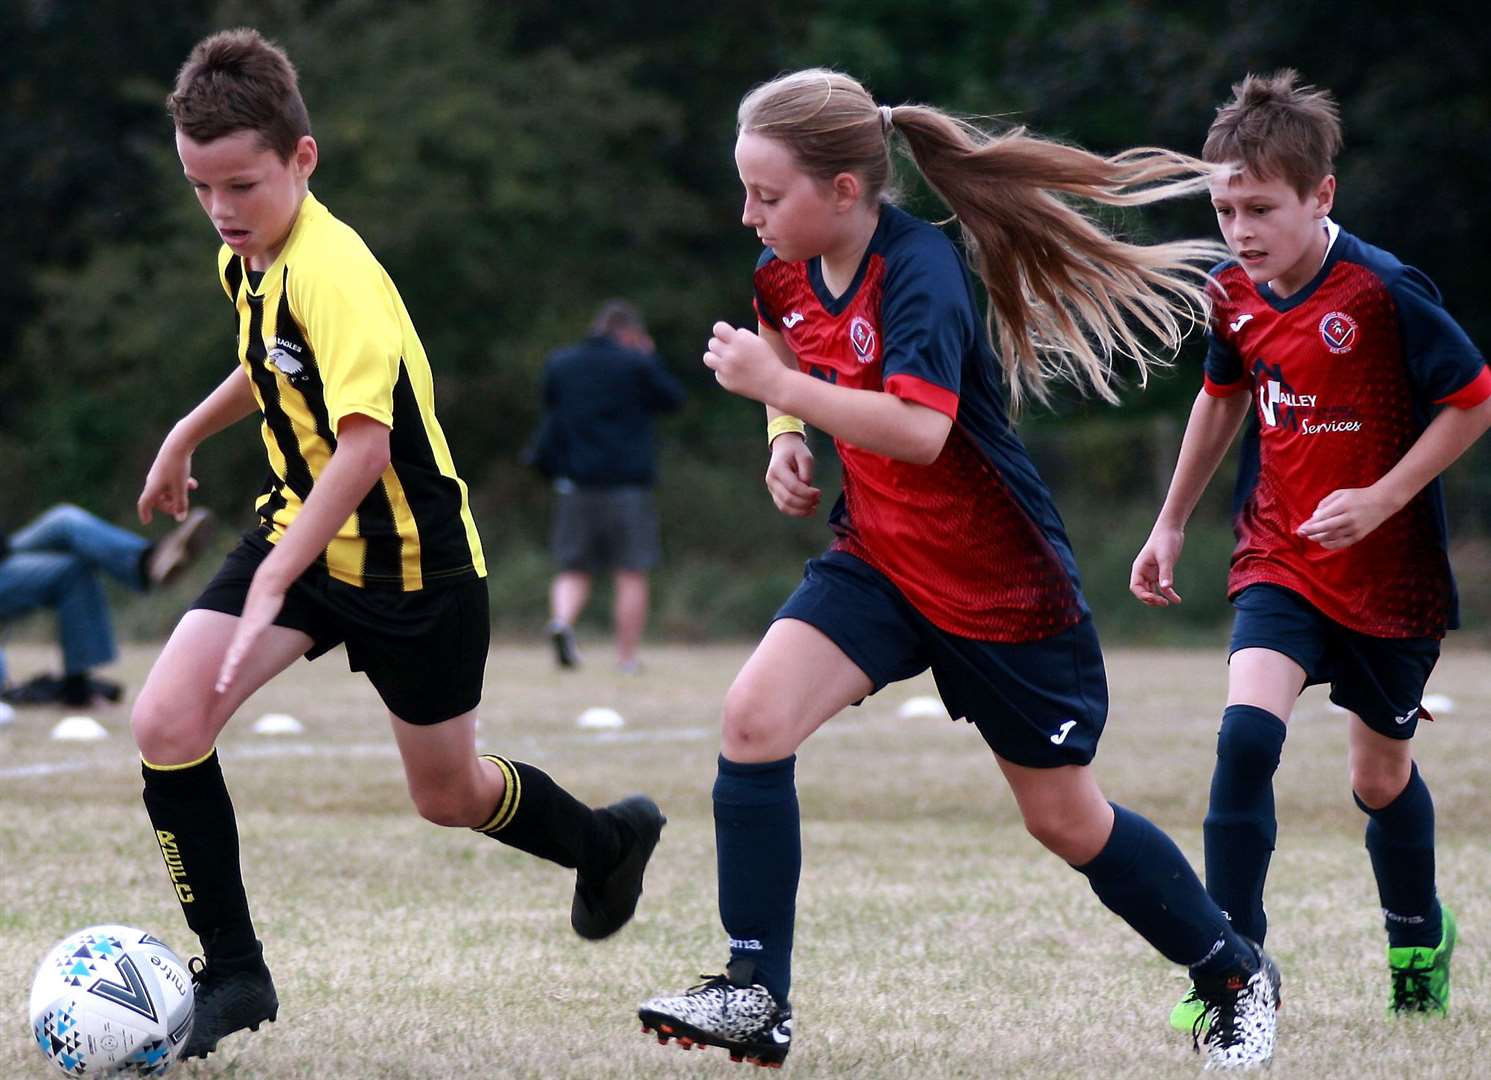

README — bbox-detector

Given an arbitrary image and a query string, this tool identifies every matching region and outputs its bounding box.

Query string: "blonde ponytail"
[891,106,1225,411]
[739,70,1227,412]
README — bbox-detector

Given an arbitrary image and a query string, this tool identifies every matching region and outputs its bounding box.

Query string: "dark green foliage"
[4,0,1487,639]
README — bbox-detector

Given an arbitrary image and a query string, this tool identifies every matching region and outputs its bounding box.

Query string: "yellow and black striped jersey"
[216,192,486,590]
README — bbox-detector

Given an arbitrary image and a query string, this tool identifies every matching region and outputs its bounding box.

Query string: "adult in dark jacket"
[538,300,685,671]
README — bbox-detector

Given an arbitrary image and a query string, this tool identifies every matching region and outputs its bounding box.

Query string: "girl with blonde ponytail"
[636,70,1279,1071]
[739,69,1226,411]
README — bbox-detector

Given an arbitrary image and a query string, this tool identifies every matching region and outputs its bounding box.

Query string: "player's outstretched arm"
[138,368,259,524]
[1130,388,1251,606]
[1297,392,1491,550]
[215,412,391,693]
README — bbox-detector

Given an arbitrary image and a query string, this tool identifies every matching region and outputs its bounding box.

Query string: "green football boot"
[1171,935,1279,1036]
[1170,983,1206,1034]
[1388,905,1457,1016]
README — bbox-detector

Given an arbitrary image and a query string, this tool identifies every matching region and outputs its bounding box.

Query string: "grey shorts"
[550,484,661,573]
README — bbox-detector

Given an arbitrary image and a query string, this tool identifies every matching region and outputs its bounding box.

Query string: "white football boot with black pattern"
[639,959,792,1068]
[1195,944,1282,1071]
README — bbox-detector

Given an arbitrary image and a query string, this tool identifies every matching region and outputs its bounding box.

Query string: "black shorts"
[775,550,1107,768]
[1229,584,1440,739]
[192,535,489,725]
[550,484,661,573]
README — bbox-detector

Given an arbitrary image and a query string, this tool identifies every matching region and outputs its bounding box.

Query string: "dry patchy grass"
[2,642,1489,1078]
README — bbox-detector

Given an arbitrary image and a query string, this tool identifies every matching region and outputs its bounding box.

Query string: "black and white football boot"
[1194,943,1282,1071]
[639,958,793,1068]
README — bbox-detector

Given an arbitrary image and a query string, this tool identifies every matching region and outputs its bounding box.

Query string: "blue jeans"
[0,504,150,685]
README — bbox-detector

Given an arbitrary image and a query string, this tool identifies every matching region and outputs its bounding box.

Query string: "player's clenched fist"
[704,321,785,405]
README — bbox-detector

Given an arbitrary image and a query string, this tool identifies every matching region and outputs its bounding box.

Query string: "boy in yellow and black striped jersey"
[131,27,665,1061]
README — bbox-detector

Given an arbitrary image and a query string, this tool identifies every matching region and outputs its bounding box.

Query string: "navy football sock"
[1077,804,1256,978]
[715,755,800,1007]
[1203,704,1287,945]
[1356,762,1442,948]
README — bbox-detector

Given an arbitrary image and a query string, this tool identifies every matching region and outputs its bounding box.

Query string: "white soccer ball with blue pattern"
[29,925,194,1077]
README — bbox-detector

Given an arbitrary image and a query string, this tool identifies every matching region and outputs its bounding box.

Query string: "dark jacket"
[531,335,686,486]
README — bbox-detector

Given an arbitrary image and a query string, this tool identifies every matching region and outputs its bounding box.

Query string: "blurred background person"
[531,300,686,672]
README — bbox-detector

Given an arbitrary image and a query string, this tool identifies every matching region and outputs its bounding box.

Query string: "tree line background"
[4,0,1489,643]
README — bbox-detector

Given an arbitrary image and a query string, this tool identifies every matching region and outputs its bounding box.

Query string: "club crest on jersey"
[266,346,311,384]
[1319,311,1358,354]
[849,316,877,364]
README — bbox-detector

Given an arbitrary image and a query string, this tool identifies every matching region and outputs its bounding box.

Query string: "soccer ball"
[29,925,194,1077]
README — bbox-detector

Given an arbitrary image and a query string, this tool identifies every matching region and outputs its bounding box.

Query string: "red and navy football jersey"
[753,204,1086,642]
[1204,223,1490,638]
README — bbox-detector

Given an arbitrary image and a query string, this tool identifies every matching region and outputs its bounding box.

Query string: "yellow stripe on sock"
[140,748,217,772]
[474,755,522,834]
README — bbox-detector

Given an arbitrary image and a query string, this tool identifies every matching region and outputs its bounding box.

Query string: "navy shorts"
[776,550,1106,767]
[1229,584,1439,739]
[192,535,489,725]
[550,484,661,573]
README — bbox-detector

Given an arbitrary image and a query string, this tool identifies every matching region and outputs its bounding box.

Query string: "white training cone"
[253,713,305,735]
[1422,694,1455,715]
[897,695,949,720]
[51,716,108,741]
[577,706,625,730]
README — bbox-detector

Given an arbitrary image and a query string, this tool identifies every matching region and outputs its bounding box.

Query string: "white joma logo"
[1050,720,1077,745]
[782,312,805,328]
[1394,707,1419,726]
[1229,313,1254,333]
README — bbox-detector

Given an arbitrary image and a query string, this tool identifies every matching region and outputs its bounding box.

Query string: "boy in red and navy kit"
[1132,70,1491,1027]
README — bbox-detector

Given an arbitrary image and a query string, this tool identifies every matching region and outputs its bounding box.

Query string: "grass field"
[2,640,1488,1079]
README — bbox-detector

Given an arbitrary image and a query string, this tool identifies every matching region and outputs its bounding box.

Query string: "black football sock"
[1076,803,1257,979]
[1357,762,1442,949]
[474,756,620,877]
[715,754,800,1007]
[1203,705,1287,945]
[141,751,262,967]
